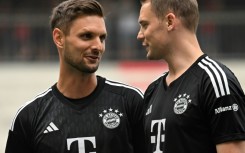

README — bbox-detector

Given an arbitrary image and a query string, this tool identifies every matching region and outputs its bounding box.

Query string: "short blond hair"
[141,0,199,32]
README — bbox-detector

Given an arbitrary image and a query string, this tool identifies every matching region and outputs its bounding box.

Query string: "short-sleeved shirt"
[6,76,146,153]
[144,54,245,153]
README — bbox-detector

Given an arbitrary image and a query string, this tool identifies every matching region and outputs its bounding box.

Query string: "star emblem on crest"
[99,108,123,129]
[99,108,123,117]
[173,93,192,114]
[174,93,192,103]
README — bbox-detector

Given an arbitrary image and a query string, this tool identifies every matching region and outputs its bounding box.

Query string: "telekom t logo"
[151,119,166,153]
[67,137,96,153]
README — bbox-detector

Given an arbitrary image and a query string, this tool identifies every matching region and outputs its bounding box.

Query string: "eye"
[100,34,107,43]
[139,21,148,30]
[141,23,148,29]
[79,33,93,40]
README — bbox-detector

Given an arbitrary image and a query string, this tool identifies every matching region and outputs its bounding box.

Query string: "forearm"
[216,140,245,153]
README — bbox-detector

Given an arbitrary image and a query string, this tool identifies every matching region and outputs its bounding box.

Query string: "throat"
[57,77,97,99]
[165,71,183,86]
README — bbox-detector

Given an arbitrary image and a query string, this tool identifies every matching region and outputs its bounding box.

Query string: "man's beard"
[64,53,99,74]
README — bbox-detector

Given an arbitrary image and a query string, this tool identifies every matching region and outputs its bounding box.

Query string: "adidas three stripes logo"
[198,56,230,98]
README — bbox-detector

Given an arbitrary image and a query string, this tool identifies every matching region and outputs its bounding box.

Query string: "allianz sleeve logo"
[214,103,239,114]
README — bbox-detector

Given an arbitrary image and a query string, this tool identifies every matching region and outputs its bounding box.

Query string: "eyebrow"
[138,20,147,25]
[80,28,107,35]
[101,33,107,38]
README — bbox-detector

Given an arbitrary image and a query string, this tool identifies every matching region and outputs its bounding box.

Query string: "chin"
[147,54,160,60]
[146,53,154,60]
[147,57,155,60]
[72,63,99,74]
[87,64,100,73]
[83,66,99,74]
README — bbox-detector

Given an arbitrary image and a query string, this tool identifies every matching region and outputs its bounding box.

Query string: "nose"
[137,30,144,41]
[91,37,104,51]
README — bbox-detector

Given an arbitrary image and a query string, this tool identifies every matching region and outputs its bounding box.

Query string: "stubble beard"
[64,54,99,74]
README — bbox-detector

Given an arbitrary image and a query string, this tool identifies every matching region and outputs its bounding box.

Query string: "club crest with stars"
[173,93,192,114]
[99,108,123,129]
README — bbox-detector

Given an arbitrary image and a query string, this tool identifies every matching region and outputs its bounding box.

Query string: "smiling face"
[55,15,107,74]
[137,2,170,60]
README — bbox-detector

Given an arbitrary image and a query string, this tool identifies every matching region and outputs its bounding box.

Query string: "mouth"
[85,55,100,63]
[143,44,149,52]
[142,41,149,48]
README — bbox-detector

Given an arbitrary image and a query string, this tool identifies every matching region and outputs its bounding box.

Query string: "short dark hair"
[50,0,104,35]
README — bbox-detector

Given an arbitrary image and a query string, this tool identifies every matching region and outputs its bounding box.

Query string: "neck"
[165,33,203,85]
[57,72,97,99]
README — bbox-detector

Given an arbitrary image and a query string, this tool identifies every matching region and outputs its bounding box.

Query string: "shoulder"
[21,88,53,111]
[196,55,244,98]
[10,88,53,131]
[104,78,144,98]
[196,55,234,79]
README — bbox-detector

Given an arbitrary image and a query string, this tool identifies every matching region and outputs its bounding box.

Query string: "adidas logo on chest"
[43,122,59,133]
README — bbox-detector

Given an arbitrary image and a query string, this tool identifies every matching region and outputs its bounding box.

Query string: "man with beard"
[5,0,145,153]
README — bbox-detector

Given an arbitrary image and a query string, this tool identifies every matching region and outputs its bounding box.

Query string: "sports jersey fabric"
[6,76,145,153]
[144,54,245,153]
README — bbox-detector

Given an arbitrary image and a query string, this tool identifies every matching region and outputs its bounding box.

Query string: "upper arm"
[5,130,32,153]
[123,88,146,153]
[217,141,245,153]
[5,104,34,153]
[200,64,245,144]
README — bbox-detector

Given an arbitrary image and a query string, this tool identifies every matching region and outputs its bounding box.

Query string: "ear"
[165,13,176,31]
[53,28,64,48]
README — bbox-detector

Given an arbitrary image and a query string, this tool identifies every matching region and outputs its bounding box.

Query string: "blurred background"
[1,0,245,61]
[0,0,245,152]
